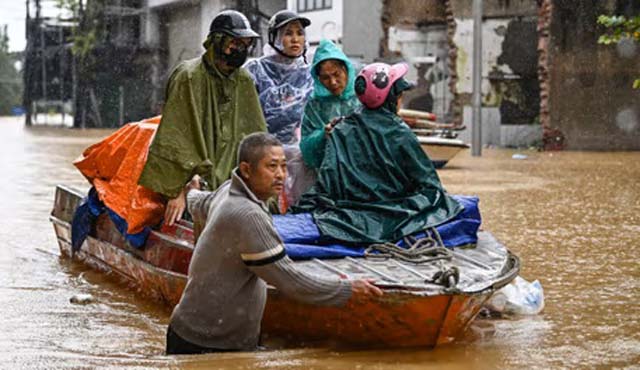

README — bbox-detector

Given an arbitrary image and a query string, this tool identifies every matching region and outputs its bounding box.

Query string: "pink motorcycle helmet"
[355,62,409,109]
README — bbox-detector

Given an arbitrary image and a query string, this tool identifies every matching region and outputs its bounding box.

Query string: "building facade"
[25,0,638,148]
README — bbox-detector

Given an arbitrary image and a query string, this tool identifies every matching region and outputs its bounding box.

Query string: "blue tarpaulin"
[275,195,481,260]
[72,190,480,260]
[71,187,152,251]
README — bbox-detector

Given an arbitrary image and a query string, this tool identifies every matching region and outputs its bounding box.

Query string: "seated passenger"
[292,62,463,244]
[285,39,361,206]
[243,10,313,144]
[244,10,313,210]
[299,39,361,170]
[139,10,266,226]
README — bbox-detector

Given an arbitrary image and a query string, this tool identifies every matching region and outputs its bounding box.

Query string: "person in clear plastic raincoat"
[244,10,314,210]
[244,10,313,144]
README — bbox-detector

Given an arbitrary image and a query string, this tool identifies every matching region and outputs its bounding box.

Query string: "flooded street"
[1,115,638,369]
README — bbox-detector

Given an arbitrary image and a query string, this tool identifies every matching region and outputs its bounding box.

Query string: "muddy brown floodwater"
[0,116,638,369]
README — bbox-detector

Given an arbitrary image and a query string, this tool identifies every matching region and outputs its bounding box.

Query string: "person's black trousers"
[166,325,234,355]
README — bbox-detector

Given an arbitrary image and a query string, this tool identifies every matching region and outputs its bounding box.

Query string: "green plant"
[597,15,640,88]
[55,0,102,60]
[0,25,23,114]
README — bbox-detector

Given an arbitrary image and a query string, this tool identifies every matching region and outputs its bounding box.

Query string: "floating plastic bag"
[485,276,545,315]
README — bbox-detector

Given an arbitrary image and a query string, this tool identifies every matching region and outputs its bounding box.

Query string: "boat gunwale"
[51,215,189,282]
[417,140,470,149]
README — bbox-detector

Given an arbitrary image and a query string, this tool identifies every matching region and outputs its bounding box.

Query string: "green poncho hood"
[293,108,462,244]
[139,51,266,198]
[310,39,356,101]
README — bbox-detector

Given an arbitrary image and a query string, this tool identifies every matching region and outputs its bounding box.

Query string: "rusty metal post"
[59,27,65,125]
[25,0,32,126]
[40,22,46,124]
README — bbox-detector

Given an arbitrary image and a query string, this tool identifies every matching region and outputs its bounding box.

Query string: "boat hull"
[417,136,469,168]
[50,185,517,348]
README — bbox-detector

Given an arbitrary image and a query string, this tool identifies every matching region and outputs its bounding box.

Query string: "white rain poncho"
[244,32,313,144]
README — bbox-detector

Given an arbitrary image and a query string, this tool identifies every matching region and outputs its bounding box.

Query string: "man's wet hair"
[237,132,282,168]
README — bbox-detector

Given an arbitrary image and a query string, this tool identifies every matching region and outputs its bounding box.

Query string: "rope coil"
[364,228,459,289]
[364,228,451,264]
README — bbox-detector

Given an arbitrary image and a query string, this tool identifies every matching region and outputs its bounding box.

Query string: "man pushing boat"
[166,132,382,355]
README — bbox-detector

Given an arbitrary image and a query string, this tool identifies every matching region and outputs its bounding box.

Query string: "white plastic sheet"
[485,276,545,315]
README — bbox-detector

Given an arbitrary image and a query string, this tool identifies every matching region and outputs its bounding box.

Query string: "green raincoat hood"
[299,39,361,169]
[310,39,356,101]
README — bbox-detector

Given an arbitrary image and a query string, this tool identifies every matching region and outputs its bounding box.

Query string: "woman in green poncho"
[299,39,361,169]
[285,40,361,206]
[293,62,462,244]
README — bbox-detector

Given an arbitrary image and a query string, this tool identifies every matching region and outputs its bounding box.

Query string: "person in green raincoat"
[292,62,463,244]
[139,10,267,226]
[299,39,361,169]
[283,39,360,207]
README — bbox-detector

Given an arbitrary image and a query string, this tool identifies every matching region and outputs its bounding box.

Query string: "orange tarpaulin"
[74,116,165,234]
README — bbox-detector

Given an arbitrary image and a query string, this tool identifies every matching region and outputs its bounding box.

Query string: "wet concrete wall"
[376,0,456,120]
[449,0,537,19]
[343,0,384,62]
[545,0,640,150]
[369,0,543,146]
[383,0,447,27]
[378,0,448,61]
[451,0,540,128]
[165,4,203,70]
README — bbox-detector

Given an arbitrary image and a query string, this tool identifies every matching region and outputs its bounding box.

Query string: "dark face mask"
[222,47,249,68]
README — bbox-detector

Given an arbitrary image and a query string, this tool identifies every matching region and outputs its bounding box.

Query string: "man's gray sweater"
[169,169,352,350]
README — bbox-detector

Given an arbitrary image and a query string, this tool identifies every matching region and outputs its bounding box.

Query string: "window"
[297,0,332,12]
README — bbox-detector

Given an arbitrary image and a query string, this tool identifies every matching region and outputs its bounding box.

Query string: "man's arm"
[186,179,228,226]
[239,211,382,306]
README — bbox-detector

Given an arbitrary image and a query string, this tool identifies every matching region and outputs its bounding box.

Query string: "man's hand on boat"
[351,279,384,299]
[164,176,202,226]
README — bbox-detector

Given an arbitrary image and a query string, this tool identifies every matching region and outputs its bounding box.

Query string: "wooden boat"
[415,134,470,168]
[50,185,519,349]
[398,109,469,168]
